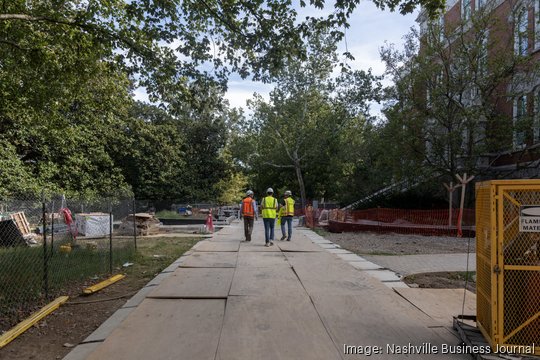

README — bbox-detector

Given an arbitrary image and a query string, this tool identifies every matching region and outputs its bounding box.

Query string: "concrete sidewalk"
[65,222,470,360]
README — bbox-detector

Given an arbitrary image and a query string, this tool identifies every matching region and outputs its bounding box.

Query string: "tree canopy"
[229,28,380,206]
[1,0,446,202]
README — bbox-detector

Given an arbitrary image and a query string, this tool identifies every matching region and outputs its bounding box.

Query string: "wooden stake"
[455,173,475,237]
[443,182,459,227]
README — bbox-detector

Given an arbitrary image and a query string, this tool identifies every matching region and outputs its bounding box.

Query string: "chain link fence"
[0,194,137,331]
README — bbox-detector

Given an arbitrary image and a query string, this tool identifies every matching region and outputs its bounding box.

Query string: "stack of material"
[118,213,161,236]
[76,213,111,237]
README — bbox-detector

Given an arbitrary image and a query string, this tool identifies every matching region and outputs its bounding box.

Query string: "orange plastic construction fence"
[301,207,475,237]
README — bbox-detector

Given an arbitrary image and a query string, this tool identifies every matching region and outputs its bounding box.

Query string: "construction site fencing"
[0,194,137,332]
[303,207,475,237]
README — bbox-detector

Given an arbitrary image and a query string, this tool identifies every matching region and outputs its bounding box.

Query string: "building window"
[515,8,529,56]
[476,0,486,10]
[439,15,445,42]
[534,90,540,143]
[478,33,488,78]
[535,0,540,49]
[462,0,472,21]
[514,95,528,148]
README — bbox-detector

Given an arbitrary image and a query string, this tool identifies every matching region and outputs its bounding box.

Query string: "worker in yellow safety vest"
[279,190,295,241]
[261,188,278,247]
[240,190,258,242]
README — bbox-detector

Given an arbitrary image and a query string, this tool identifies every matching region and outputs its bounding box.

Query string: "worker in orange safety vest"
[240,190,258,242]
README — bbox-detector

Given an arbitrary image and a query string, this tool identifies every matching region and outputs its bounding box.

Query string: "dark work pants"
[243,217,254,241]
[282,216,293,240]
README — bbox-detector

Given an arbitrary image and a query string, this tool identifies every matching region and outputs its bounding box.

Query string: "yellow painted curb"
[83,274,126,295]
[0,296,69,348]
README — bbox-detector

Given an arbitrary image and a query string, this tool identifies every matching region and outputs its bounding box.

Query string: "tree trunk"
[293,157,307,209]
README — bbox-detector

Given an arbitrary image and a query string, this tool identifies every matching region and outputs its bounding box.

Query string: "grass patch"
[449,271,476,282]
[362,251,399,256]
[123,236,200,281]
[0,235,200,329]
[312,228,331,237]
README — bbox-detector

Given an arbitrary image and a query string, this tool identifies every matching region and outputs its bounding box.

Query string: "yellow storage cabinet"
[476,180,540,355]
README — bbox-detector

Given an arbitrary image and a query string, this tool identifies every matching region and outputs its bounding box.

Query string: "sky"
[223,3,419,118]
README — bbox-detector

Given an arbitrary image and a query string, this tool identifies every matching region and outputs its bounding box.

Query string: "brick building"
[416,0,540,177]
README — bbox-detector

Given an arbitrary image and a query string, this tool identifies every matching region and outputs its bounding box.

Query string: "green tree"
[232,29,379,207]
[379,6,539,182]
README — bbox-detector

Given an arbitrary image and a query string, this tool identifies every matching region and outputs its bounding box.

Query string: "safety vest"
[242,197,255,217]
[261,196,277,218]
[283,197,295,217]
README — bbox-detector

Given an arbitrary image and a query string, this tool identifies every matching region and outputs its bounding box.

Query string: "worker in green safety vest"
[279,190,295,241]
[261,188,278,247]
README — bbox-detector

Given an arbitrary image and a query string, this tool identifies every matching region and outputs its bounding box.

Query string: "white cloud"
[224,79,273,110]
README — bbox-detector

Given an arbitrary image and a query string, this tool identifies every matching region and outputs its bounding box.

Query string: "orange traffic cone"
[206,209,214,233]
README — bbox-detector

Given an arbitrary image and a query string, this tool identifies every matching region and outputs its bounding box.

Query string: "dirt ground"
[319,230,477,292]
[0,236,199,360]
[403,272,476,293]
[320,230,475,255]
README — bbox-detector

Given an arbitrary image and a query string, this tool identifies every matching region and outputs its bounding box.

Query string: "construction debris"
[118,213,161,236]
[10,212,31,236]
[0,219,25,247]
[76,213,112,237]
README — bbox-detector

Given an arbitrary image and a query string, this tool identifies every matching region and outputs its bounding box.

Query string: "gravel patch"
[320,231,475,255]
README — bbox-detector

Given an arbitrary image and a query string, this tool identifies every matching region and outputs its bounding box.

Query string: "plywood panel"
[148,268,234,298]
[239,241,281,252]
[393,288,476,326]
[87,299,225,360]
[285,252,380,295]
[216,295,341,360]
[311,295,465,360]
[276,239,323,252]
[229,266,306,297]
[179,252,238,268]
[237,252,289,267]
[194,241,240,252]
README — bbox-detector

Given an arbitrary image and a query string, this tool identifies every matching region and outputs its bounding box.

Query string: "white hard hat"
[266,187,274,194]
[284,190,292,196]
[246,190,254,196]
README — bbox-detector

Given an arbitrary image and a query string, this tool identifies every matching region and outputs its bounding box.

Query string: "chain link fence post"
[133,198,137,250]
[109,199,113,274]
[42,193,49,299]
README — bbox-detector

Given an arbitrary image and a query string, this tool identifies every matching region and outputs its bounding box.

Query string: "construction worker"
[261,187,278,247]
[240,190,258,242]
[279,190,295,241]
